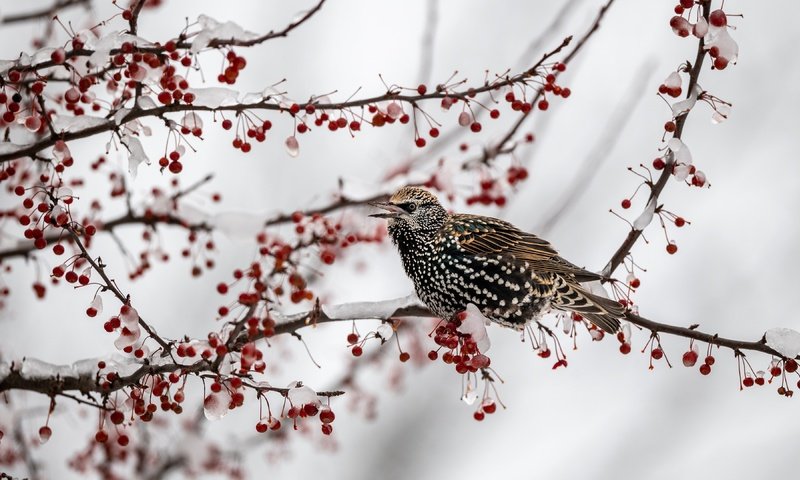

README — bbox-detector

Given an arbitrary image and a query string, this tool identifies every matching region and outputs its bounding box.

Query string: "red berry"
[473,410,485,421]
[742,377,754,388]
[705,355,715,366]
[351,346,363,357]
[666,243,678,255]
[95,430,108,443]
[256,422,268,433]
[621,199,631,209]
[709,9,727,27]
[415,138,426,148]
[785,359,798,373]
[110,410,124,425]
[770,366,782,377]
[482,401,497,414]
[320,408,335,424]
[664,121,676,132]
[399,352,410,362]
[537,99,549,111]
[699,363,711,375]
[51,48,67,64]
[674,217,686,227]
[619,343,631,354]
[682,350,698,367]
[427,350,438,361]
[346,333,359,344]
[651,348,664,360]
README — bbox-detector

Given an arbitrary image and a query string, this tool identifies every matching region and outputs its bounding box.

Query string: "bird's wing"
[446,214,602,281]
[446,214,558,261]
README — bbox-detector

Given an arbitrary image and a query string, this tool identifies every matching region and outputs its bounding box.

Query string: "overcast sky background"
[2,0,800,478]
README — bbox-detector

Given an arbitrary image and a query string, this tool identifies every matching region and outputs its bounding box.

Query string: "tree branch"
[0,292,789,401]
[602,0,711,277]
[0,0,89,25]
[0,37,570,164]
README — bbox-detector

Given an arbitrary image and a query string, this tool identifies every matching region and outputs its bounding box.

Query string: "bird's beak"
[368,201,405,218]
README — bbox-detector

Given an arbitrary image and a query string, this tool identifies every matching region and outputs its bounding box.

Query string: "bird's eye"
[405,203,417,213]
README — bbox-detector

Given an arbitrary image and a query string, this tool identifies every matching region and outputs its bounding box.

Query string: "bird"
[370,186,624,333]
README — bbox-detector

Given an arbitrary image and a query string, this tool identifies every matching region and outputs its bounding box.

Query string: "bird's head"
[369,186,448,235]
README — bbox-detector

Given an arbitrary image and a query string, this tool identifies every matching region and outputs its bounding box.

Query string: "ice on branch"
[114,324,141,351]
[765,328,800,358]
[0,355,146,385]
[204,388,233,420]
[671,85,701,117]
[664,72,680,88]
[693,17,709,38]
[711,103,731,124]
[191,15,260,53]
[287,383,320,406]
[705,26,739,69]
[633,198,657,231]
[85,31,153,70]
[136,95,158,110]
[51,115,112,133]
[667,138,693,181]
[285,135,299,157]
[458,304,491,353]
[121,133,150,178]
[185,87,240,108]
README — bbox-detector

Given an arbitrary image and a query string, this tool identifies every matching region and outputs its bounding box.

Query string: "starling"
[370,186,624,333]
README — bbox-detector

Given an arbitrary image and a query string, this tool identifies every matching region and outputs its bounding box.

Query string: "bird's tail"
[551,279,625,334]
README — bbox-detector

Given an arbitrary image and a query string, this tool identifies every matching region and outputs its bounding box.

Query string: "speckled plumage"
[371,186,624,333]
